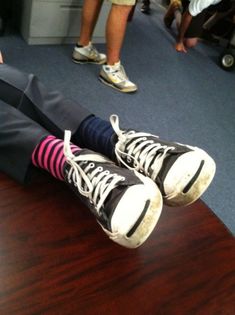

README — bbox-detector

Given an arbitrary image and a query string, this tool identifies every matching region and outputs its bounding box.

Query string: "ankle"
[106,59,120,66]
[76,41,91,48]
[105,61,121,70]
[32,135,81,181]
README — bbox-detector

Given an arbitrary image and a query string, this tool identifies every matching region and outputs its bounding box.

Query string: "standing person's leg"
[99,1,138,93]
[0,102,162,248]
[78,0,103,46]
[72,0,107,64]
[72,0,137,93]
[105,4,132,65]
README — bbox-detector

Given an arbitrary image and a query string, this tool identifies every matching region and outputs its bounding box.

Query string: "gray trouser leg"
[0,64,92,140]
[0,101,49,184]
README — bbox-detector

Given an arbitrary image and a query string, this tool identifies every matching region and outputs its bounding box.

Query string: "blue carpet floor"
[0,2,235,233]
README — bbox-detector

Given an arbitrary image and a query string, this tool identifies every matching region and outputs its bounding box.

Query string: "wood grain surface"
[0,172,234,315]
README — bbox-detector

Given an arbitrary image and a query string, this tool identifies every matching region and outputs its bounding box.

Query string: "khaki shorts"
[109,0,136,5]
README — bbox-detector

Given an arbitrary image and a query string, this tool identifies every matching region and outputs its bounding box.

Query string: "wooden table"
[0,172,234,315]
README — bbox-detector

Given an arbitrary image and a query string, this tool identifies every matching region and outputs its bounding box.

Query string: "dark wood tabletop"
[0,172,234,315]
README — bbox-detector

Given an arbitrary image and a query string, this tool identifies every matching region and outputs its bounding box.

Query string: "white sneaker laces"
[110,115,175,181]
[63,130,125,214]
[108,63,128,83]
[87,43,100,59]
[89,47,98,58]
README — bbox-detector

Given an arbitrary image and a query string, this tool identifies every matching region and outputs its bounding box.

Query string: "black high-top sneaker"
[63,130,162,248]
[110,115,216,207]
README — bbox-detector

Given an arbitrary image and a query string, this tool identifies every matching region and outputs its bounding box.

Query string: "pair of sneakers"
[63,115,216,249]
[72,42,137,93]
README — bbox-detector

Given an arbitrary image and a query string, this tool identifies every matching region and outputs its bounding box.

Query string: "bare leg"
[174,9,182,31]
[164,0,182,28]
[106,4,133,65]
[78,0,104,46]
[184,37,198,48]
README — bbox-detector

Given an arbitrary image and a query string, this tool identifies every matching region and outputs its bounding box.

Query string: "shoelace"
[88,45,100,59]
[64,130,125,214]
[107,64,128,83]
[110,115,175,181]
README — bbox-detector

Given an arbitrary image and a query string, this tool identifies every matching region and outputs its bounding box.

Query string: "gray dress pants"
[0,64,92,184]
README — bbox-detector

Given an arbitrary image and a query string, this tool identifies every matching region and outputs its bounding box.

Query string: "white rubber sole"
[72,58,106,65]
[164,153,216,207]
[99,76,138,94]
[101,173,163,248]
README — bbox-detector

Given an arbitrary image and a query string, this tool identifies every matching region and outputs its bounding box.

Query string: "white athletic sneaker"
[72,42,106,64]
[99,61,137,93]
[110,115,216,207]
[63,130,162,248]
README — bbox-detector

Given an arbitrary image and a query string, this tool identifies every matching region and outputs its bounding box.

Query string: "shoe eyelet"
[127,157,132,163]
[133,162,139,168]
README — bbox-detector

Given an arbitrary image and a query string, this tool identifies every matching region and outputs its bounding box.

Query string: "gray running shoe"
[72,42,106,64]
[110,115,216,207]
[63,130,162,248]
[99,61,137,93]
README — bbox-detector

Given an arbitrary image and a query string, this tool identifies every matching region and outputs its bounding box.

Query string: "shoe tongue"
[108,61,121,71]
[121,133,191,182]
[68,148,142,186]
[150,139,191,177]
[86,41,92,48]
[114,61,121,67]
[156,139,191,154]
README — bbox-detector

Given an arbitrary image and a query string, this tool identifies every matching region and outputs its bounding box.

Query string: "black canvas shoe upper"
[110,115,216,206]
[64,147,145,232]
[62,130,163,248]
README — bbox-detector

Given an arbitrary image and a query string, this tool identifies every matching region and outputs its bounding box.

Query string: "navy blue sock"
[73,116,116,160]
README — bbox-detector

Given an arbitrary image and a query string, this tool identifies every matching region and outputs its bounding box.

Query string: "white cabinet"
[21,0,110,45]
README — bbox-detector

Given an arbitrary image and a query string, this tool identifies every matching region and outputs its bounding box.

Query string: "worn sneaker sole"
[102,172,163,248]
[99,75,138,93]
[164,152,216,207]
[72,57,106,65]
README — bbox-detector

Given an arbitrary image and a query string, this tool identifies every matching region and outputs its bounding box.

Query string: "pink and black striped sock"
[32,135,81,181]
